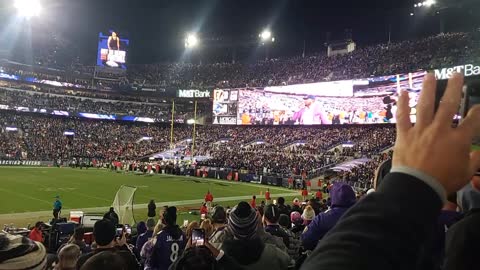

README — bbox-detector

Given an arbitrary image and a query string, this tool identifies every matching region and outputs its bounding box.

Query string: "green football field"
[0,167,299,226]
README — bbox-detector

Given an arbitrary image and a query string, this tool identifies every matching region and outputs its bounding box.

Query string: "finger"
[415,73,437,128]
[468,151,480,177]
[396,90,412,134]
[434,73,464,127]
[458,105,480,137]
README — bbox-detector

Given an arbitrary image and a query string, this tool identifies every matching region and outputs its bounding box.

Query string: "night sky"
[0,0,479,64]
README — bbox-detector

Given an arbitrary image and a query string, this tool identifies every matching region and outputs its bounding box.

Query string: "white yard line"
[0,192,297,219]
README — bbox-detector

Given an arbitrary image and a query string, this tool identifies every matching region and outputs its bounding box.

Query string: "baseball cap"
[303,95,316,100]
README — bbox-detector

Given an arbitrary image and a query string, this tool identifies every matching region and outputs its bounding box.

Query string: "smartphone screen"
[273,199,277,205]
[116,228,123,236]
[461,81,480,177]
[183,220,189,227]
[463,81,480,150]
[192,228,205,246]
[124,225,131,234]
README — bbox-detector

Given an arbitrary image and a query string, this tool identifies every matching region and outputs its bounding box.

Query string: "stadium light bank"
[414,0,436,8]
[14,0,42,19]
[185,33,199,48]
[259,30,275,43]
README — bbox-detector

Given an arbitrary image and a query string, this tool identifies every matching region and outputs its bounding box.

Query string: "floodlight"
[185,33,198,48]
[259,30,272,41]
[15,0,42,18]
[414,4,418,7]
[417,2,423,7]
[424,0,435,6]
[410,13,414,16]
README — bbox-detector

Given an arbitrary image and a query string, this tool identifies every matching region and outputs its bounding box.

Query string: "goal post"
[112,185,137,226]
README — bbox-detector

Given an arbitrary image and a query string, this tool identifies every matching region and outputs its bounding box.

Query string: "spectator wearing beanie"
[136,218,156,252]
[0,233,47,270]
[264,204,291,248]
[277,197,291,216]
[76,219,139,270]
[301,205,315,226]
[150,206,186,270]
[222,201,290,270]
[290,212,305,236]
[301,182,356,250]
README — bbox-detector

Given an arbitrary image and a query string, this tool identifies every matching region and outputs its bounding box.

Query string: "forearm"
[301,172,442,270]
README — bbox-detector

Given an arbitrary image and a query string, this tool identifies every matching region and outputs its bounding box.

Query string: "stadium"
[1,0,480,269]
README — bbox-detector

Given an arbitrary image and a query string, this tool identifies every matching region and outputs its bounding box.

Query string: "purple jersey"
[151,229,186,270]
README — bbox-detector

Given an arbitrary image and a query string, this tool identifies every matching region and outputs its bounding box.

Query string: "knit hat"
[93,219,116,246]
[0,233,47,270]
[302,206,315,221]
[228,202,259,240]
[212,206,227,224]
[264,204,280,223]
[290,211,302,224]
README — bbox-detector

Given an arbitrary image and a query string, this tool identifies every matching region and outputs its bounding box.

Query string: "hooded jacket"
[301,183,356,250]
[222,237,290,270]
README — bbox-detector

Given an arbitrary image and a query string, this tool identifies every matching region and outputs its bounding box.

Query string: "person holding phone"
[301,73,480,270]
[76,219,139,270]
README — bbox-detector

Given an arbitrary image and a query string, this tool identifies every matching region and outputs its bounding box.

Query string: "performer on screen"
[293,95,331,125]
[108,31,120,51]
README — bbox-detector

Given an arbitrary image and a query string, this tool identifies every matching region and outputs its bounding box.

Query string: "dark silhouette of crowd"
[127,32,478,89]
[2,32,478,93]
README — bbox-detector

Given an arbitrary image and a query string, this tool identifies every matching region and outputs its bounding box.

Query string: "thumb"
[468,151,480,176]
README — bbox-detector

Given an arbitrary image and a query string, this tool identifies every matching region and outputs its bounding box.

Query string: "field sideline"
[0,167,299,225]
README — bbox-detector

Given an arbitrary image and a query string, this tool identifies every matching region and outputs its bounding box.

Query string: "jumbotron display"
[213,71,426,125]
[97,30,129,69]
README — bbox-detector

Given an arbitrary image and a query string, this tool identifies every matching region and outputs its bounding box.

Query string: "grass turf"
[0,167,297,218]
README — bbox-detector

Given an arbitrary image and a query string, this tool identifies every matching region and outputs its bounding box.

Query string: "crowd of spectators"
[0,88,173,119]
[2,32,478,93]
[0,111,395,177]
[127,32,479,88]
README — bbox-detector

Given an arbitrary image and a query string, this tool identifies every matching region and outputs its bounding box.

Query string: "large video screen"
[97,30,129,69]
[230,71,426,125]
